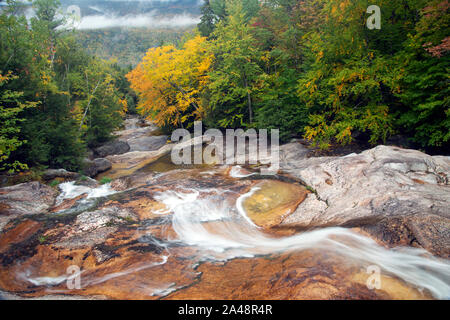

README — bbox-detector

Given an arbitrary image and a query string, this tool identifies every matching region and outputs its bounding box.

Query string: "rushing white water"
[235,186,261,228]
[24,275,68,286]
[56,181,116,205]
[154,188,450,299]
[21,255,170,294]
[82,255,169,287]
[229,165,258,178]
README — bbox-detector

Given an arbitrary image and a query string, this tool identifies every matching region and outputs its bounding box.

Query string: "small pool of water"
[139,153,213,174]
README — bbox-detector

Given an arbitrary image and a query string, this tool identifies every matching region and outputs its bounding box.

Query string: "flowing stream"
[150,185,450,299]
[40,164,450,299]
[4,117,449,300]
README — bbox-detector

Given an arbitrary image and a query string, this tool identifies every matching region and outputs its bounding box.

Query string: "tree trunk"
[244,75,253,124]
[79,79,101,131]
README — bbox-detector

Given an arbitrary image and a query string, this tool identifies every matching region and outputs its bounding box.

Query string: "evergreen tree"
[198,0,217,38]
[0,0,127,172]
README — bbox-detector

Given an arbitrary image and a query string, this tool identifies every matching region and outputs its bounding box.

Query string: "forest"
[0,0,134,174]
[128,0,449,152]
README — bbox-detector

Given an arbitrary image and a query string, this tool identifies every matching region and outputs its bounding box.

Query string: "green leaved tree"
[394,0,450,149]
[207,0,263,128]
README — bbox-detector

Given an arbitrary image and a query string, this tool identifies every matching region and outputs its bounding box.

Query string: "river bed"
[0,119,449,300]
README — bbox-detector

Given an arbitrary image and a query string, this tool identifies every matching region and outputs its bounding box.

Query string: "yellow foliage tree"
[127,35,213,128]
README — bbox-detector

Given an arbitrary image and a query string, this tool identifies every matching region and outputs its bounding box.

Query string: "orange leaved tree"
[127,35,213,129]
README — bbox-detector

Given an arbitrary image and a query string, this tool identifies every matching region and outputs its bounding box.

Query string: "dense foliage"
[130,0,449,152]
[0,0,129,173]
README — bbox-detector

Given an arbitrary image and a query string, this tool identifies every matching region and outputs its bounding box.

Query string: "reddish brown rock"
[0,144,446,300]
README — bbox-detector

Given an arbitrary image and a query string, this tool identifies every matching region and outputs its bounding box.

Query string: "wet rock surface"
[242,180,308,228]
[127,135,168,152]
[83,158,112,177]
[94,141,130,158]
[0,117,448,300]
[114,117,160,142]
[0,182,57,217]
[42,169,80,181]
[0,163,448,300]
[280,144,450,258]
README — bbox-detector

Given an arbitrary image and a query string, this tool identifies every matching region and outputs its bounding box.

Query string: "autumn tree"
[250,0,318,141]
[127,35,212,129]
[297,0,412,148]
[73,59,128,147]
[189,0,449,152]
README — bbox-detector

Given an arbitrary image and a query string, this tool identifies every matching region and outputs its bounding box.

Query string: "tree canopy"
[130,0,448,152]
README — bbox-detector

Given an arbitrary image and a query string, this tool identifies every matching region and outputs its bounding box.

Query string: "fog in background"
[76,11,200,29]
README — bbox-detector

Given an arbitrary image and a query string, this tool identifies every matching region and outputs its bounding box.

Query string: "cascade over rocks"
[74,176,99,188]
[0,166,443,299]
[0,116,448,300]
